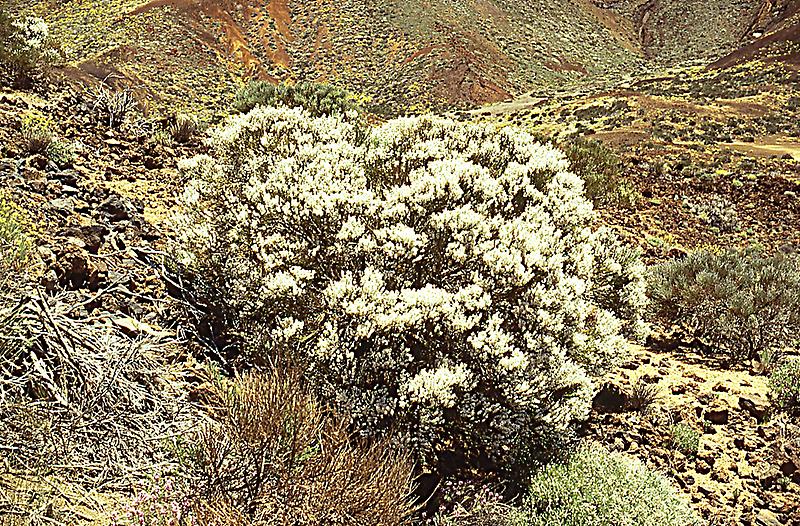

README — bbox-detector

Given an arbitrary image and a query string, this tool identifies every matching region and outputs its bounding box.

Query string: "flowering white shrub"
[12,17,50,52]
[174,107,647,472]
[0,13,57,84]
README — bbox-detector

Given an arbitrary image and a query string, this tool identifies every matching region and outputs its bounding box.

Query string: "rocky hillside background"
[4,0,799,113]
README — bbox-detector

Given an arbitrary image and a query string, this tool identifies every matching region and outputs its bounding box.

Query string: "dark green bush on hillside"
[232,80,359,116]
[770,358,800,413]
[516,446,700,526]
[649,248,800,362]
[562,138,638,208]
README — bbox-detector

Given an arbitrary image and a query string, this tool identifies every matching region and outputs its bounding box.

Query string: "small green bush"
[769,358,800,413]
[169,112,201,143]
[20,113,53,154]
[46,138,75,168]
[0,197,32,280]
[562,138,638,207]
[516,446,700,526]
[19,113,74,167]
[671,424,700,456]
[0,11,56,86]
[649,248,800,361]
[232,80,359,116]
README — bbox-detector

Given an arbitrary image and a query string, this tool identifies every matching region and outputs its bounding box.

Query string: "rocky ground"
[2,63,798,524]
[471,59,800,262]
[590,342,799,526]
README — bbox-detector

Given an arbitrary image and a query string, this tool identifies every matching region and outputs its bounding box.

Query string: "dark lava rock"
[593,383,628,413]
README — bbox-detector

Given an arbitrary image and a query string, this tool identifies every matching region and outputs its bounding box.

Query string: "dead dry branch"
[0,290,199,492]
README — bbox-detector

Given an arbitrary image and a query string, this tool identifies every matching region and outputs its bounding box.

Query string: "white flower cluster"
[2,15,56,76]
[12,17,50,52]
[175,107,647,469]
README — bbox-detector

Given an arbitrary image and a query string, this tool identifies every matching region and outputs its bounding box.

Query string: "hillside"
[6,0,798,113]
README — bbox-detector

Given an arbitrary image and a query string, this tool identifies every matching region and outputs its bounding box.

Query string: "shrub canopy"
[518,445,700,526]
[175,107,646,472]
[0,12,55,86]
[770,358,800,413]
[232,80,359,116]
[649,248,800,361]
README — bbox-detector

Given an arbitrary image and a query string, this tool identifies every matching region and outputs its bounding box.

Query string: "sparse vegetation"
[516,446,700,526]
[648,248,800,362]
[562,138,639,207]
[0,197,32,281]
[169,112,201,143]
[430,481,513,526]
[93,85,137,128]
[20,112,53,154]
[627,378,661,413]
[769,358,800,414]
[19,113,75,167]
[671,424,701,456]
[685,195,740,233]
[232,80,360,116]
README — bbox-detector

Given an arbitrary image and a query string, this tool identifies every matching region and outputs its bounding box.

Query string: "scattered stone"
[712,382,730,392]
[755,509,782,526]
[49,197,74,213]
[100,195,131,222]
[592,383,628,413]
[739,396,769,423]
[144,156,162,170]
[60,224,108,254]
[780,461,797,476]
[705,405,730,425]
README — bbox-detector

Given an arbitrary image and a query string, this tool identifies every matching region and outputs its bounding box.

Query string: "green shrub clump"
[671,424,700,456]
[0,11,56,86]
[769,358,800,413]
[649,248,800,361]
[20,113,53,154]
[0,197,31,281]
[562,138,638,207]
[174,107,647,475]
[232,80,359,116]
[168,112,201,143]
[515,446,700,526]
[19,113,74,167]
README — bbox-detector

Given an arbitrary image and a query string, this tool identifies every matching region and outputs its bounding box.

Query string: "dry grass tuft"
[195,369,416,526]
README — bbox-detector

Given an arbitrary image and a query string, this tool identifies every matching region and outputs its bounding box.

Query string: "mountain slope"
[8,0,798,113]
